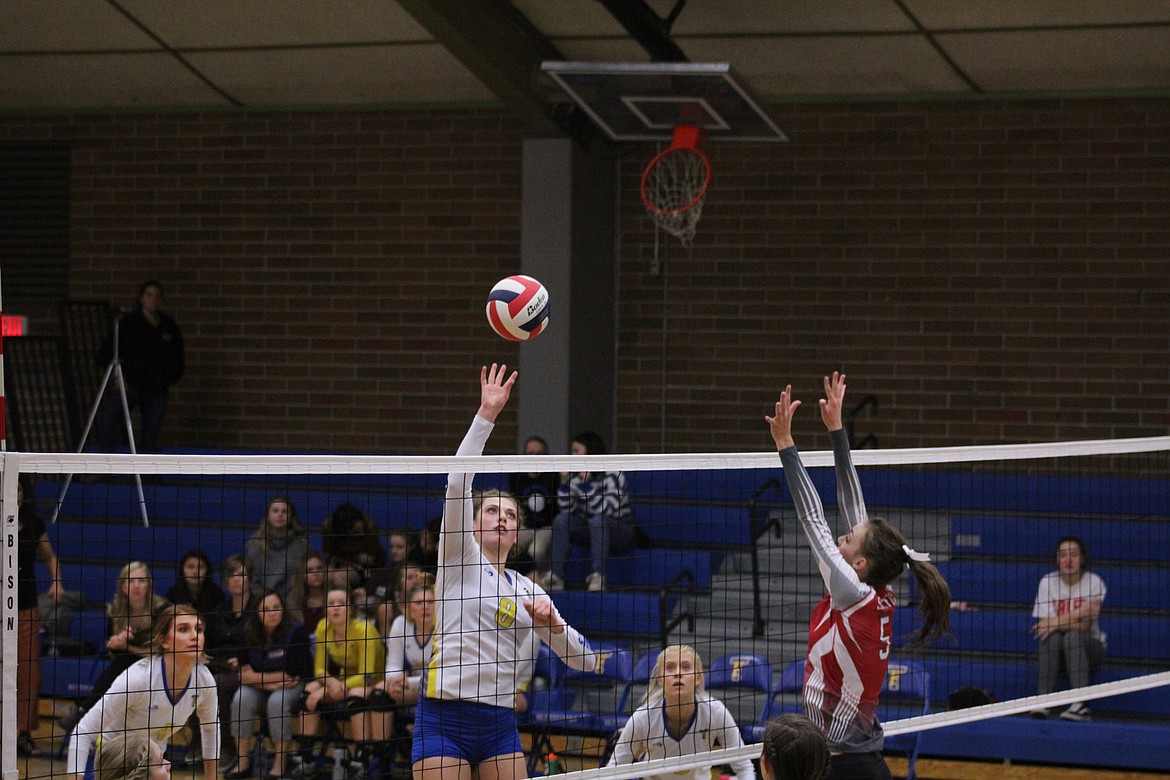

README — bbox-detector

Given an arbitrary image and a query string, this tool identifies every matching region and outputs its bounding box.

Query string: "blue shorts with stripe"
[411,697,522,765]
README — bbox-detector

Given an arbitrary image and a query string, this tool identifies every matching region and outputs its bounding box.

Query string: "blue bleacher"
[548,591,670,641]
[917,560,1170,611]
[951,515,1170,561]
[48,482,443,529]
[893,607,1170,662]
[633,502,753,547]
[920,718,1170,772]
[560,547,712,591]
[911,656,1170,718]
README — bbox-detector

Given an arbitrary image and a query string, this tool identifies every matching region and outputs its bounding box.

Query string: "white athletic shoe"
[543,572,565,592]
[586,572,605,592]
[1059,702,1091,721]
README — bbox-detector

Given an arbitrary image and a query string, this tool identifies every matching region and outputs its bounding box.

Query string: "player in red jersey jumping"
[767,372,951,780]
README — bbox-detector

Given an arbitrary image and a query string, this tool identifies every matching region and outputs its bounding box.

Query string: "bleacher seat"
[560,547,713,591]
[40,655,109,699]
[950,515,1170,562]
[893,608,1170,662]
[528,641,635,737]
[920,717,1170,772]
[633,502,754,547]
[919,560,1170,611]
[704,653,773,743]
[549,591,673,642]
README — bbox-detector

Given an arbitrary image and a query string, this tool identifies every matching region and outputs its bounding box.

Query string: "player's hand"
[1031,617,1058,641]
[325,676,347,700]
[386,676,408,702]
[525,598,564,634]
[478,363,517,423]
[765,385,801,450]
[820,371,846,432]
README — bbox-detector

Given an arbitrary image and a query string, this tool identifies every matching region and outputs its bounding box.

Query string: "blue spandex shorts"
[411,697,522,766]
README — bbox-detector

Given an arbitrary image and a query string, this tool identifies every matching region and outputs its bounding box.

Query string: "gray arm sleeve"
[830,428,869,527]
[779,446,870,607]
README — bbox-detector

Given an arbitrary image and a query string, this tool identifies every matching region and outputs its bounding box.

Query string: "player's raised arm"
[765,384,801,452]
[477,362,516,424]
[819,371,846,432]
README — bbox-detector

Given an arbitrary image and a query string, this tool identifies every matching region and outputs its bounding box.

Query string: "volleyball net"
[4,434,1170,779]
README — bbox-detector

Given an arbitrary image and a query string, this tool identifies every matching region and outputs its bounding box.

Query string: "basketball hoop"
[640,124,712,247]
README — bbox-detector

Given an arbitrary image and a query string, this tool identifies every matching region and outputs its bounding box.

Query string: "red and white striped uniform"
[780,429,890,754]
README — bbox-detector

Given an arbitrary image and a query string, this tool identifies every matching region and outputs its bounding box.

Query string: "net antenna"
[641,124,711,247]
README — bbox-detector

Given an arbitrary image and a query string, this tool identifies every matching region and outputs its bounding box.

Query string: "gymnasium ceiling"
[3,0,1170,148]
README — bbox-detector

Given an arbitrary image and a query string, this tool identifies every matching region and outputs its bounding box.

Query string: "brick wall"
[1,99,1167,454]
[618,99,1170,452]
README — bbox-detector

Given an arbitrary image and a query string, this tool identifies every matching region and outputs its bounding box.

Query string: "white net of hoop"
[642,147,710,247]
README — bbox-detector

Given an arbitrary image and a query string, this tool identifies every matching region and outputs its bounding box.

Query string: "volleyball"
[485,275,550,341]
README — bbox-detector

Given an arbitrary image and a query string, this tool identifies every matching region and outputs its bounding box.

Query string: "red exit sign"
[2,315,28,336]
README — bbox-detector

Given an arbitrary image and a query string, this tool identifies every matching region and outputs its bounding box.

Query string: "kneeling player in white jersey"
[412,363,597,780]
[67,603,219,780]
[609,645,756,780]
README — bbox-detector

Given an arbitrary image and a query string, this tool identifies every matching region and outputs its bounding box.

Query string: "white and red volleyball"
[485,275,550,341]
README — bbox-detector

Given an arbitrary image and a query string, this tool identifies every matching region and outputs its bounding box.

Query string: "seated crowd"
[64,498,445,780]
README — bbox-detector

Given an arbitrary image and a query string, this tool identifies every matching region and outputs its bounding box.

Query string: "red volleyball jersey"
[804,585,895,751]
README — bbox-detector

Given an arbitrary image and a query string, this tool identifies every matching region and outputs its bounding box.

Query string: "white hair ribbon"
[902,544,931,563]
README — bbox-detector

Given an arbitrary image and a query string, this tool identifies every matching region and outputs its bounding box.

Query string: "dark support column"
[519,137,618,454]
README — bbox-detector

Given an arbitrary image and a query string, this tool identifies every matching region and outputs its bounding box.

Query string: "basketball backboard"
[541,61,788,143]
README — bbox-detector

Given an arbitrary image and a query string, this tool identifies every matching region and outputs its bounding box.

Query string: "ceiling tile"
[683,35,971,99]
[185,44,496,107]
[0,0,161,51]
[0,52,232,109]
[119,0,431,48]
[654,0,917,34]
[941,28,1170,92]
[905,0,1170,29]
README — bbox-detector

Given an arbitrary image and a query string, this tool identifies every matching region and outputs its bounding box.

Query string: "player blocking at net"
[413,363,598,780]
[766,372,950,780]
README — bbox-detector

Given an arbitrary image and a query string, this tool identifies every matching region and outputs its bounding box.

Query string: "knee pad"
[292,689,313,716]
[365,688,394,713]
[342,695,369,715]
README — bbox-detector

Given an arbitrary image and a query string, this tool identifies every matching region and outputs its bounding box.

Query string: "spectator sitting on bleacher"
[546,431,637,593]
[321,502,387,593]
[364,559,424,636]
[294,586,386,771]
[67,603,219,780]
[608,645,756,780]
[227,588,312,780]
[388,526,424,567]
[16,475,64,758]
[418,518,440,573]
[287,550,328,634]
[245,496,308,603]
[368,573,437,766]
[206,554,259,765]
[164,549,226,618]
[59,560,170,738]
[1029,535,1107,722]
[509,435,560,584]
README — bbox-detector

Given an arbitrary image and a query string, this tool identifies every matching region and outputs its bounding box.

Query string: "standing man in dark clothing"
[97,279,185,453]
